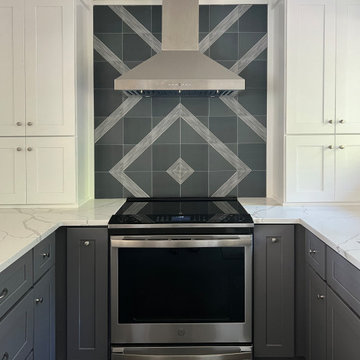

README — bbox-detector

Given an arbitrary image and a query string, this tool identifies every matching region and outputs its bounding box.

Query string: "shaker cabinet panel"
[286,135,335,202]
[33,267,55,360]
[25,0,75,136]
[0,138,26,204]
[335,0,360,134]
[254,225,295,357]
[286,0,336,134]
[0,0,25,137]
[26,137,76,204]
[335,135,360,202]
[67,227,108,360]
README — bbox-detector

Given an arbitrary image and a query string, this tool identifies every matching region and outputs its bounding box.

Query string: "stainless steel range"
[109,197,253,360]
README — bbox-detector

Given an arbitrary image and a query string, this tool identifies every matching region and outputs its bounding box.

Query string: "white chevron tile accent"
[220,96,267,142]
[110,171,149,197]
[94,96,142,143]
[110,5,162,53]
[212,170,250,197]
[199,5,252,53]
[94,35,130,74]
[230,34,268,74]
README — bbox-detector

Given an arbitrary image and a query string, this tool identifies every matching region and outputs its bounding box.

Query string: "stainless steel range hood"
[114,0,245,96]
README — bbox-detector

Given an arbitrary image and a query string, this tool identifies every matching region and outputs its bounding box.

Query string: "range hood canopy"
[114,0,245,96]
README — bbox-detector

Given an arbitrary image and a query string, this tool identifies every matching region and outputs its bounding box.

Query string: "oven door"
[110,235,252,344]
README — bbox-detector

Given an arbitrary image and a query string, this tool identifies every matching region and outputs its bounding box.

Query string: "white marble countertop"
[1,198,360,273]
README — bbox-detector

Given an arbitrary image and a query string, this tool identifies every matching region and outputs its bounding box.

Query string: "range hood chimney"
[114,0,245,96]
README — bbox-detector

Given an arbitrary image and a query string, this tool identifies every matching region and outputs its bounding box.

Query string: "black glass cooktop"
[109,197,253,225]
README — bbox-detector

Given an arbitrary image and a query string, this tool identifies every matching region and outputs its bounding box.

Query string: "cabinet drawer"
[327,247,360,318]
[0,252,33,319]
[305,230,326,279]
[0,289,34,360]
[33,232,55,282]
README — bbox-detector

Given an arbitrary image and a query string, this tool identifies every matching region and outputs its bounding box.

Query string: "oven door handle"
[111,235,252,248]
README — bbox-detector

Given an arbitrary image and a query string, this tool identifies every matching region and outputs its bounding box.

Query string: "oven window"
[117,247,245,323]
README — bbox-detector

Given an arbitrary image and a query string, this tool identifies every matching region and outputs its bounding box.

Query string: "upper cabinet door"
[286,135,335,202]
[26,137,76,204]
[335,0,360,134]
[286,0,336,134]
[25,0,75,136]
[335,135,360,202]
[0,0,25,136]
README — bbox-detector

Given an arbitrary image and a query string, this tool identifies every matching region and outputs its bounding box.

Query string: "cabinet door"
[336,0,360,134]
[254,225,295,357]
[0,0,25,136]
[335,135,360,202]
[327,287,360,360]
[33,267,55,360]
[25,137,75,204]
[25,0,75,136]
[306,265,326,360]
[0,138,26,204]
[286,0,336,134]
[286,135,335,202]
[67,228,108,360]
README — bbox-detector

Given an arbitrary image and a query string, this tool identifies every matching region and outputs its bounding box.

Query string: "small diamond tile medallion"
[167,158,195,185]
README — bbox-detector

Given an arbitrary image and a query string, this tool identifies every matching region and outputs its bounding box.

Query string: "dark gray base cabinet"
[67,227,108,360]
[254,225,295,358]
[33,267,55,360]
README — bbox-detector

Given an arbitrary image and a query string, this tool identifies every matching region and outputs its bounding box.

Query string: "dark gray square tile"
[238,5,267,33]
[210,5,238,33]
[123,34,151,61]
[95,118,123,145]
[124,61,144,70]
[238,144,266,170]
[94,61,120,89]
[124,171,152,197]
[153,118,180,144]
[94,89,123,117]
[181,172,208,197]
[237,170,266,197]
[94,49,104,63]
[217,60,237,69]
[199,5,210,33]
[95,33,123,60]
[153,144,180,171]
[240,60,267,89]
[238,118,265,144]
[238,32,267,60]
[95,172,124,198]
[125,97,151,117]
[209,98,236,117]
[124,146,151,171]
[123,6,152,34]
[152,97,180,117]
[94,6,123,34]
[209,144,237,171]
[181,97,209,116]
[152,6,162,33]
[124,117,151,144]
[210,33,239,61]
[181,145,209,171]
[209,116,237,143]
[95,145,123,171]
[181,117,208,144]
[153,172,180,197]
[209,171,237,197]
[237,89,267,116]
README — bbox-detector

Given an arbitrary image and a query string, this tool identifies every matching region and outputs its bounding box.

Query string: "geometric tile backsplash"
[94,5,267,198]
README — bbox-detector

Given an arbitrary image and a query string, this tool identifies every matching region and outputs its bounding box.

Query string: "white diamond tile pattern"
[167,158,195,185]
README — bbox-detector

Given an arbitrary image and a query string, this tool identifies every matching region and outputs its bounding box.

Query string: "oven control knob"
[177,328,186,337]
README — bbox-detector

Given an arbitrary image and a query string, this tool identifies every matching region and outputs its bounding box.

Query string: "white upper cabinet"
[25,0,75,136]
[286,0,336,134]
[335,135,360,201]
[0,0,26,136]
[335,0,360,134]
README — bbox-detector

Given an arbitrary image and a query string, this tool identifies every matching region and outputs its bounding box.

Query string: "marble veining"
[2,198,360,274]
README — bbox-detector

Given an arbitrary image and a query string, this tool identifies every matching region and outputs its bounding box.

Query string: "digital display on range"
[171,216,191,222]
